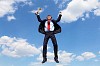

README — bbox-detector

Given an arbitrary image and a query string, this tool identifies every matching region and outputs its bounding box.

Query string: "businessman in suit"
[35,12,62,63]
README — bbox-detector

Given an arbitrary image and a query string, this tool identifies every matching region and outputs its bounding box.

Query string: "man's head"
[47,15,52,20]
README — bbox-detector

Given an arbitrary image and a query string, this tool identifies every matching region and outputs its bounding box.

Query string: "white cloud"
[36,52,54,63]
[0,36,40,57]
[82,18,85,21]
[85,13,90,18]
[30,62,42,66]
[60,0,100,23]
[15,0,30,3]
[58,50,75,64]
[36,50,75,66]
[76,56,84,61]
[94,59,99,62]
[82,52,96,59]
[0,0,15,17]
[30,10,37,13]
[0,36,98,65]
[29,48,98,66]
[56,64,63,66]
[99,51,100,54]
[0,0,32,20]
[15,0,33,7]
[54,0,68,9]
[76,52,96,61]
[38,46,51,52]
[54,0,58,4]
[30,8,44,14]
[30,49,97,66]
[94,9,100,16]
[7,15,16,21]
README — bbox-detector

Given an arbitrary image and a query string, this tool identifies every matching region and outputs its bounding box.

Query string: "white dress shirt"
[45,21,54,31]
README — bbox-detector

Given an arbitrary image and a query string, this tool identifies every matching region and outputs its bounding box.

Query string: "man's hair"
[47,15,52,19]
[47,15,51,16]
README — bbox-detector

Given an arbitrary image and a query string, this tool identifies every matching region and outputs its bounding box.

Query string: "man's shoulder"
[51,20,57,23]
[43,19,47,21]
[40,19,47,23]
[51,19,55,21]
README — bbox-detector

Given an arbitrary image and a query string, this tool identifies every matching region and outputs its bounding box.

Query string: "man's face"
[47,15,52,20]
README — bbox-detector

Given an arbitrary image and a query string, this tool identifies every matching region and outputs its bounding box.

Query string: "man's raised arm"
[55,12,62,22]
[35,12,43,22]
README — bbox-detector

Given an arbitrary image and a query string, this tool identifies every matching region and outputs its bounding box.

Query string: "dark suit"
[36,14,62,60]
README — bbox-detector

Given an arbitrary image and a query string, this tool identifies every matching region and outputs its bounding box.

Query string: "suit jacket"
[36,14,62,34]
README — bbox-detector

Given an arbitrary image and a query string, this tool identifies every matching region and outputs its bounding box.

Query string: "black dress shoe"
[42,58,47,63]
[54,58,59,63]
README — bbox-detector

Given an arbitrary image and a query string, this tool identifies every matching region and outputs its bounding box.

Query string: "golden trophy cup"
[37,8,42,14]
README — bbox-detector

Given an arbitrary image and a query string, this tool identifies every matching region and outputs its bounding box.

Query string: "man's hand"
[35,12,39,15]
[59,12,62,15]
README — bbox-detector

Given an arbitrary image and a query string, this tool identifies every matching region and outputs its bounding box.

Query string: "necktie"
[48,20,50,31]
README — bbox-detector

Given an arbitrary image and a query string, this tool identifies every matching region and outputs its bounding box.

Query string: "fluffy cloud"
[30,50,98,66]
[32,50,75,66]
[7,15,16,21]
[30,5,48,14]
[0,36,98,65]
[82,52,96,59]
[0,0,15,17]
[58,50,75,64]
[76,56,84,61]
[56,64,64,66]
[30,9,44,14]
[30,62,42,66]
[0,36,40,57]
[0,0,32,21]
[94,59,100,62]
[60,0,100,23]
[94,9,100,16]
[54,0,68,9]
[76,52,96,61]
[99,51,100,54]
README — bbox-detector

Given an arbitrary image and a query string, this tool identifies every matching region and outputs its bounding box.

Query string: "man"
[35,12,62,63]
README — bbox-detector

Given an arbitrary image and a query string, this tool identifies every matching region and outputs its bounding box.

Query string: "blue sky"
[0,0,100,66]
